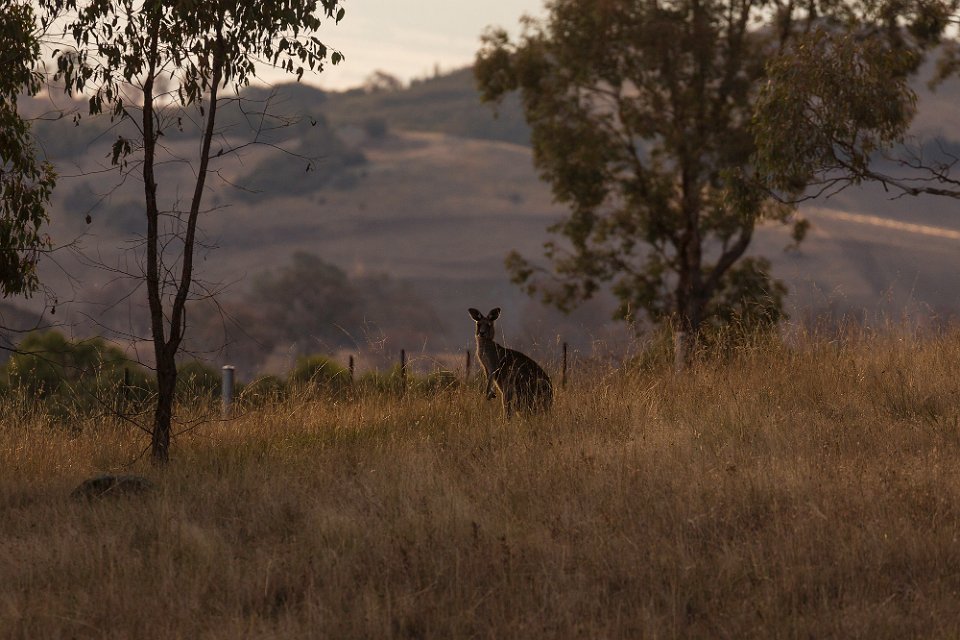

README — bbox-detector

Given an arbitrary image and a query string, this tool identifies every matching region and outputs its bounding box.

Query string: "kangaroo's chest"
[476,340,503,375]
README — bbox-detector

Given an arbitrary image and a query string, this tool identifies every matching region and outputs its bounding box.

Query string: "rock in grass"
[71,474,156,500]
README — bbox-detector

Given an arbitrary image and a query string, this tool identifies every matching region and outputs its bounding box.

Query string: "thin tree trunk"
[140,9,172,465]
[168,34,224,350]
[148,29,226,464]
[151,347,175,463]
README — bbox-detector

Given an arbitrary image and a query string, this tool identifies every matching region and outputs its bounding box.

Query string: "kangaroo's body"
[468,307,553,417]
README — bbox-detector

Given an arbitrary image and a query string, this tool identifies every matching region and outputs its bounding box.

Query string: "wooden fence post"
[465,349,471,382]
[562,342,568,388]
[117,367,131,414]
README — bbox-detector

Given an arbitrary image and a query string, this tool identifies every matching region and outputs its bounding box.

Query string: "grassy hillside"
[238,67,531,146]
[9,65,960,378]
[4,328,960,638]
[324,68,531,145]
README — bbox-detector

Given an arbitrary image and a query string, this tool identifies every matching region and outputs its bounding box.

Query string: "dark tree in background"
[251,252,363,354]
[244,252,446,361]
[75,251,447,378]
[754,1,959,200]
[40,0,345,463]
[476,0,960,354]
[0,3,56,300]
[477,0,815,356]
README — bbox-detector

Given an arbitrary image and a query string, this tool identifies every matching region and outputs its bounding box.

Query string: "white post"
[221,365,235,418]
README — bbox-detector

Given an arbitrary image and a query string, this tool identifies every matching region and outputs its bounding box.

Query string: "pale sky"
[308,0,548,90]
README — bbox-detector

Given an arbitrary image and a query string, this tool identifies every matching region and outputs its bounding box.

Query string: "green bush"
[410,369,460,394]
[176,361,221,401]
[4,330,153,414]
[289,355,351,395]
[352,365,462,397]
[240,374,287,405]
[356,366,404,395]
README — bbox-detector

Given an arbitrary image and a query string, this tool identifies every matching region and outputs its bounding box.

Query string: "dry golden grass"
[4,327,960,638]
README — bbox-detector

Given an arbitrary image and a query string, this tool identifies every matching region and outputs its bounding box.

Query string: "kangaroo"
[468,307,553,417]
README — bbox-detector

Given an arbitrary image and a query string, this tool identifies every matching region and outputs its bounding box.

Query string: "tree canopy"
[476,0,811,347]
[753,1,960,199]
[246,251,446,358]
[38,0,345,462]
[0,3,56,299]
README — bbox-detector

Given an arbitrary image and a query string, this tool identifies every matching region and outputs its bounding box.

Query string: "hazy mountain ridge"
[6,66,960,376]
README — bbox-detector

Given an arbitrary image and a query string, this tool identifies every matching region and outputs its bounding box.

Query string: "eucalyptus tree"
[476,0,812,354]
[479,1,951,353]
[753,1,959,200]
[39,0,345,463]
[0,3,56,300]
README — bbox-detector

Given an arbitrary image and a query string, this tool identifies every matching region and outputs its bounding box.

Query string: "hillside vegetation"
[236,67,530,146]
[4,327,960,638]
[324,68,531,145]
[11,65,960,376]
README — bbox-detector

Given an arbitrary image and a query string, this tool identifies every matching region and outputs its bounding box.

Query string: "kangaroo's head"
[468,307,501,341]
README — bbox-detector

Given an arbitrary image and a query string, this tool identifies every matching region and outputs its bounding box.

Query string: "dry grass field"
[4,327,960,638]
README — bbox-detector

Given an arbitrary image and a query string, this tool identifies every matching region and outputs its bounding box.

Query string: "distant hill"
[244,67,531,146]
[6,65,960,377]
[324,68,531,146]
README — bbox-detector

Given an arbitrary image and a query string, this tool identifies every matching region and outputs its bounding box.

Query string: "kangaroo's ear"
[488,307,501,320]
[468,308,483,321]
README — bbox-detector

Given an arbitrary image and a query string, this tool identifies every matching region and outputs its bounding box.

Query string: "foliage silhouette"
[38,0,345,462]
[475,0,869,354]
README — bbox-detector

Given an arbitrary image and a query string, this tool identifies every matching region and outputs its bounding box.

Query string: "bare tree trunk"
[675,291,705,368]
[151,346,176,463]
[140,10,171,465]
[143,14,225,464]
